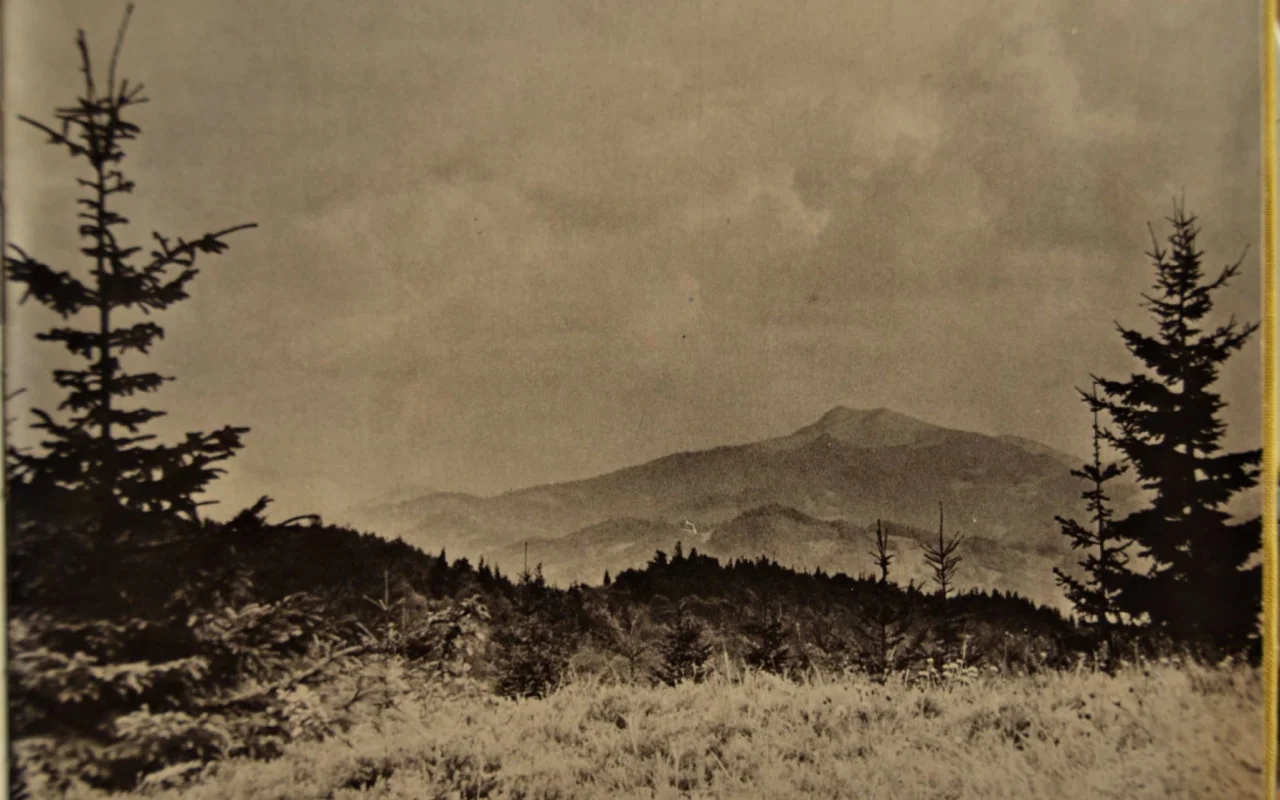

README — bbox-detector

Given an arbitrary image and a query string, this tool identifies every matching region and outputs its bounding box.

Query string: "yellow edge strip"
[1263,0,1278,797]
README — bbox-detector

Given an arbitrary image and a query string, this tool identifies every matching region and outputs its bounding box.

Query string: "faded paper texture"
[3,1,1268,798]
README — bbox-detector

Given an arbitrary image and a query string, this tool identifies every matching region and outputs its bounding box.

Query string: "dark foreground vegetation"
[5,504,1170,794]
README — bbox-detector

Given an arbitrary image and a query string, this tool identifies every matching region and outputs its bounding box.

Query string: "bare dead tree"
[869,518,894,584]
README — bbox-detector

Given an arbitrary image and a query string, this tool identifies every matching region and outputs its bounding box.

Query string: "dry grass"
[72,661,1261,800]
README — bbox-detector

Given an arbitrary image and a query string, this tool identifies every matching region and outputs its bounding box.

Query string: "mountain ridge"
[341,406,1153,609]
[359,407,1082,507]
[347,407,1111,574]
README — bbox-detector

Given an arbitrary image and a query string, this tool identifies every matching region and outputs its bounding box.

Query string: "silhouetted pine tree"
[1053,383,1130,636]
[922,502,964,600]
[5,6,256,529]
[853,519,913,678]
[922,502,966,659]
[1094,202,1260,653]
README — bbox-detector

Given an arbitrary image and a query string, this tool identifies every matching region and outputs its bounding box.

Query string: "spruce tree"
[1095,202,1260,652]
[1053,383,1130,635]
[5,7,256,529]
[598,602,659,684]
[854,521,912,679]
[743,608,792,675]
[658,603,713,685]
[922,502,964,599]
[495,565,568,698]
[922,502,965,660]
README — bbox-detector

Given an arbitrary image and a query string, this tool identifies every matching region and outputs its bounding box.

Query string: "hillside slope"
[349,407,1124,606]
[499,504,1071,607]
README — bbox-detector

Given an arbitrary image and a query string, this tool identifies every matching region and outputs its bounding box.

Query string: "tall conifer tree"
[1053,383,1130,634]
[5,6,256,529]
[1095,202,1259,652]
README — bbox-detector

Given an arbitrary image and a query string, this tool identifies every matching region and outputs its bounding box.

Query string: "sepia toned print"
[3,1,1269,797]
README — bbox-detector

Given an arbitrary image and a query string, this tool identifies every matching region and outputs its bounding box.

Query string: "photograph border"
[0,2,1277,797]
[1260,0,1278,795]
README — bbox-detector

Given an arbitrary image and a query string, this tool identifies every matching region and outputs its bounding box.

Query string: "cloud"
[5,0,1262,517]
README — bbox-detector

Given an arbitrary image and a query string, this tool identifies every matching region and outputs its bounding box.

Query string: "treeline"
[10,495,1099,793]
[494,541,1085,697]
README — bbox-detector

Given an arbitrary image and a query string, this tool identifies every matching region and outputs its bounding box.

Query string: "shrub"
[657,606,713,686]
[743,613,793,676]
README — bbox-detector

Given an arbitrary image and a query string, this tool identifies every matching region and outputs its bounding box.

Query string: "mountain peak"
[754,406,947,452]
[795,406,943,449]
[817,405,895,422]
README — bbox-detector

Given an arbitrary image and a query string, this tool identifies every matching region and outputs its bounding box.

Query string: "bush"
[10,579,490,794]
[10,595,326,793]
[743,613,793,676]
[491,568,575,699]
[493,610,570,700]
[657,607,713,686]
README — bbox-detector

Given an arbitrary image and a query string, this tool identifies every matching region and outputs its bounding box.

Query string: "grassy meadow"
[53,660,1262,800]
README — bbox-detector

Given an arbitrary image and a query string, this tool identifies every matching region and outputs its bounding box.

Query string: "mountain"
[348,406,1123,608]
[995,434,1081,469]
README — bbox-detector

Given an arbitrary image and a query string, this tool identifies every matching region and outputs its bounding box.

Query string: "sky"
[4,0,1265,523]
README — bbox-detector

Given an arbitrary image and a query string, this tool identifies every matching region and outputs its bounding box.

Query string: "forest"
[4,8,1265,798]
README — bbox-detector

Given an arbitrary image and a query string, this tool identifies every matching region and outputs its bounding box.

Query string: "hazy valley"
[352,406,1140,610]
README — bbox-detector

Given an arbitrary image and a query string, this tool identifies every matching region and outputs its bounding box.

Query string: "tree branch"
[199,644,368,712]
[146,223,259,271]
[107,4,137,102]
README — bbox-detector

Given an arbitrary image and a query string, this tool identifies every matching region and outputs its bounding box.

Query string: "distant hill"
[349,406,1135,609]
[498,504,1070,608]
